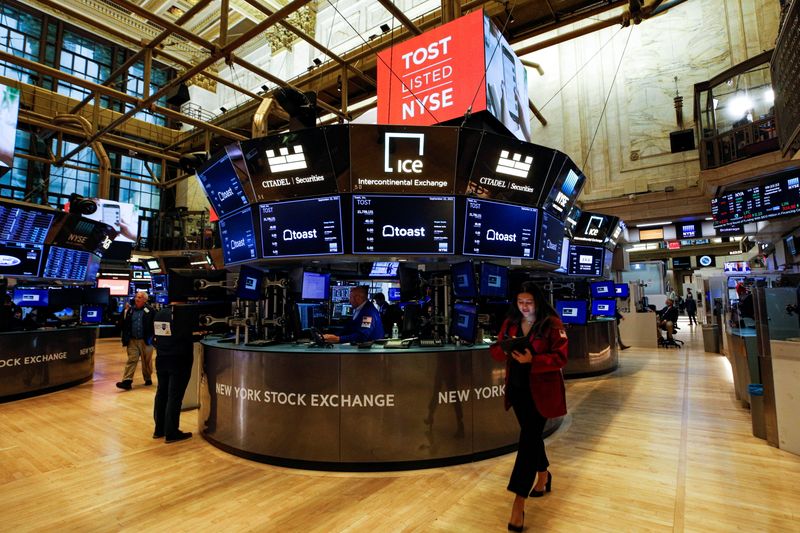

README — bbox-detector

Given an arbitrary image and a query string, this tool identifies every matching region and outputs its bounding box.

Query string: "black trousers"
[153,358,193,439]
[507,385,549,497]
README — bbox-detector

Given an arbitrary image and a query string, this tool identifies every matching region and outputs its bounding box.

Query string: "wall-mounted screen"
[677,222,700,239]
[592,299,616,317]
[723,261,751,273]
[614,283,630,298]
[451,302,478,343]
[463,198,537,258]
[0,242,43,277]
[711,172,800,227]
[639,227,665,241]
[236,265,264,301]
[0,202,54,244]
[41,246,92,281]
[590,281,614,298]
[260,196,343,258]
[479,263,508,299]
[353,195,455,254]
[196,148,252,219]
[145,259,161,271]
[301,272,330,300]
[369,261,399,277]
[697,255,716,267]
[97,277,130,296]
[717,224,744,236]
[83,287,110,305]
[388,287,401,302]
[13,288,49,307]
[0,84,21,176]
[451,261,477,299]
[567,244,604,277]
[556,300,587,325]
[786,235,797,256]
[150,274,167,293]
[672,256,692,269]
[537,211,565,264]
[219,207,258,266]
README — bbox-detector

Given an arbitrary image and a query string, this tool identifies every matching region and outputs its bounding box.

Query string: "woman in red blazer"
[490,282,568,532]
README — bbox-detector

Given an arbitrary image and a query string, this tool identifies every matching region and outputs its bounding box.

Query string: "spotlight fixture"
[337,75,342,93]
[261,84,269,92]
[219,106,227,113]
[313,58,322,66]
[368,34,377,40]
[380,23,391,33]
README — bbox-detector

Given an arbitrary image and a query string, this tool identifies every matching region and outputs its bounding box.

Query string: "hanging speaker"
[670,129,695,153]
[165,82,191,106]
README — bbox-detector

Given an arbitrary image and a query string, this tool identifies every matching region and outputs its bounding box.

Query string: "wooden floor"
[1,319,799,532]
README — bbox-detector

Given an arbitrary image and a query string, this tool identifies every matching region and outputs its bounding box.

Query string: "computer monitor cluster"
[450,261,508,300]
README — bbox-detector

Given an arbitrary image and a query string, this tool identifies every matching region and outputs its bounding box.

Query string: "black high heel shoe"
[507,511,524,532]
[529,471,552,497]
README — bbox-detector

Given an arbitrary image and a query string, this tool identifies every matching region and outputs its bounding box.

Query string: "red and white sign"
[668,241,681,250]
[377,9,486,126]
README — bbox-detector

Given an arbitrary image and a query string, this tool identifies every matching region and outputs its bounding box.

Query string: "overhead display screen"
[0,241,43,277]
[242,128,339,202]
[567,244,604,277]
[556,300,587,325]
[352,195,455,254]
[463,198,537,259]
[543,155,585,220]
[349,125,457,194]
[537,211,565,265]
[572,211,618,245]
[42,246,92,280]
[259,196,343,258]
[712,172,800,227]
[677,222,700,239]
[219,207,258,266]
[0,203,54,244]
[195,147,252,219]
[461,131,554,204]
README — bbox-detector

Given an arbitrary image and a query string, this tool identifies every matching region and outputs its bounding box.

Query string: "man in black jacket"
[152,305,195,443]
[116,290,155,390]
[657,299,680,342]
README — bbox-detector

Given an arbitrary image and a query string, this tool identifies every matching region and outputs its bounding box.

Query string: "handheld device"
[102,203,121,230]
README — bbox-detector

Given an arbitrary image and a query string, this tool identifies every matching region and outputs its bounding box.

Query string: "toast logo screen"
[464,198,536,259]
[260,196,343,258]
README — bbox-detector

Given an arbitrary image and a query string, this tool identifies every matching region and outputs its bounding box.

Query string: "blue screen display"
[0,242,44,277]
[236,265,264,300]
[388,287,401,302]
[451,261,477,299]
[151,275,167,292]
[196,151,251,219]
[219,207,258,266]
[452,302,478,342]
[260,196,343,258]
[301,272,330,300]
[614,283,630,298]
[556,300,587,325]
[537,211,565,264]
[590,281,615,298]
[81,305,103,323]
[480,263,508,298]
[42,246,92,281]
[369,262,399,277]
[155,293,169,304]
[12,288,49,307]
[592,299,617,317]
[463,198,537,258]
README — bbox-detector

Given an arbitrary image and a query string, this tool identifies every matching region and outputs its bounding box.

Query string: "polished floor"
[1,319,799,532]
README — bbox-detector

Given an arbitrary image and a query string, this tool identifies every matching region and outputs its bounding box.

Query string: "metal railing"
[699,116,778,169]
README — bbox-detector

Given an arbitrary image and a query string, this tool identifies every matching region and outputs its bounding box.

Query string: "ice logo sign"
[584,215,605,237]
[579,254,593,264]
[495,150,532,178]
[266,144,308,173]
[384,133,425,173]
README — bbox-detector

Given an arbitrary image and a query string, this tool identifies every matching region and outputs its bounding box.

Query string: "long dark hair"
[507,282,558,336]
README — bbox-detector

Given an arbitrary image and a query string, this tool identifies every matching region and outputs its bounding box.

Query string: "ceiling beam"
[376,0,423,35]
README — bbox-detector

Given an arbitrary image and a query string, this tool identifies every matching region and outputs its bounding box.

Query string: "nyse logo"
[553,191,569,211]
[266,145,308,173]
[495,150,532,179]
[384,133,425,174]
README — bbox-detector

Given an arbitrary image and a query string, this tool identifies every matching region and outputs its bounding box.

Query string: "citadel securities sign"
[376,9,486,126]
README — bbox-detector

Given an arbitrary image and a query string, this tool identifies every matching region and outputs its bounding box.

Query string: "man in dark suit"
[324,286,384,344]
[657,299,680,342]
[116,290,155,390]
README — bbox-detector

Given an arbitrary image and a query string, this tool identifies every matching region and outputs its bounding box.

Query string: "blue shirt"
[131,307,145,339]
[339,302,384,343]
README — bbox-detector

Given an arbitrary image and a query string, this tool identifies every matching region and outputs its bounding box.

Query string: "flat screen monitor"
[480,263,508,299]
[145,259,161,271]
[48,288,82,310]
[0,242,44,277]
[195,150,251,219]
[723,261,751,273]
[97,277,130,296]
[786,235,797,256]
[301,272,330,300]
[672,256,692,269]
[13,288,49,307]
[1,84,21,175]
[81,305,103,324]
[544,166,585,220]
[567,244,604,277]
[697,255,716,268]
[352,195,455,254]
[259,196,343,258]
[398,266,420,301]
[219,207,258,266]
[556,300,587,325]
[236,265,264,301]
[677,222,700,239]
[388,287,401,302]
[42,246,92,281]
[369,261,399,277]
[614,283,630,299]
[150,274,167,293]
[590,281,615,298]
[452,302,478,343]
[451,261,477,299]
[155,292,169,304]
[0,203,54,244]
[592,299,616,317]
[727,275,745,289]
[82,199,139,244]
[463,198,537,258]
[82,287,110,305]
[537,211,566,264]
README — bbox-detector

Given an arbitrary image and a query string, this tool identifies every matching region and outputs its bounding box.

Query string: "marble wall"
[524,0,780,202]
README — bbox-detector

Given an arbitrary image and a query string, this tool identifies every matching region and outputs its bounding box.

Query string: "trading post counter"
[563,318,618,378]
[199,339,563,471]
[0,326,99,399]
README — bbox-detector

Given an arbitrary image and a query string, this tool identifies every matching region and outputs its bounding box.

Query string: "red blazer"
[490,316,568,418]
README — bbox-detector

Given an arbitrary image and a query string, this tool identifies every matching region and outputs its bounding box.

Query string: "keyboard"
[384,338,413,349]
[419,339,444,347]
[245,339,279,347]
